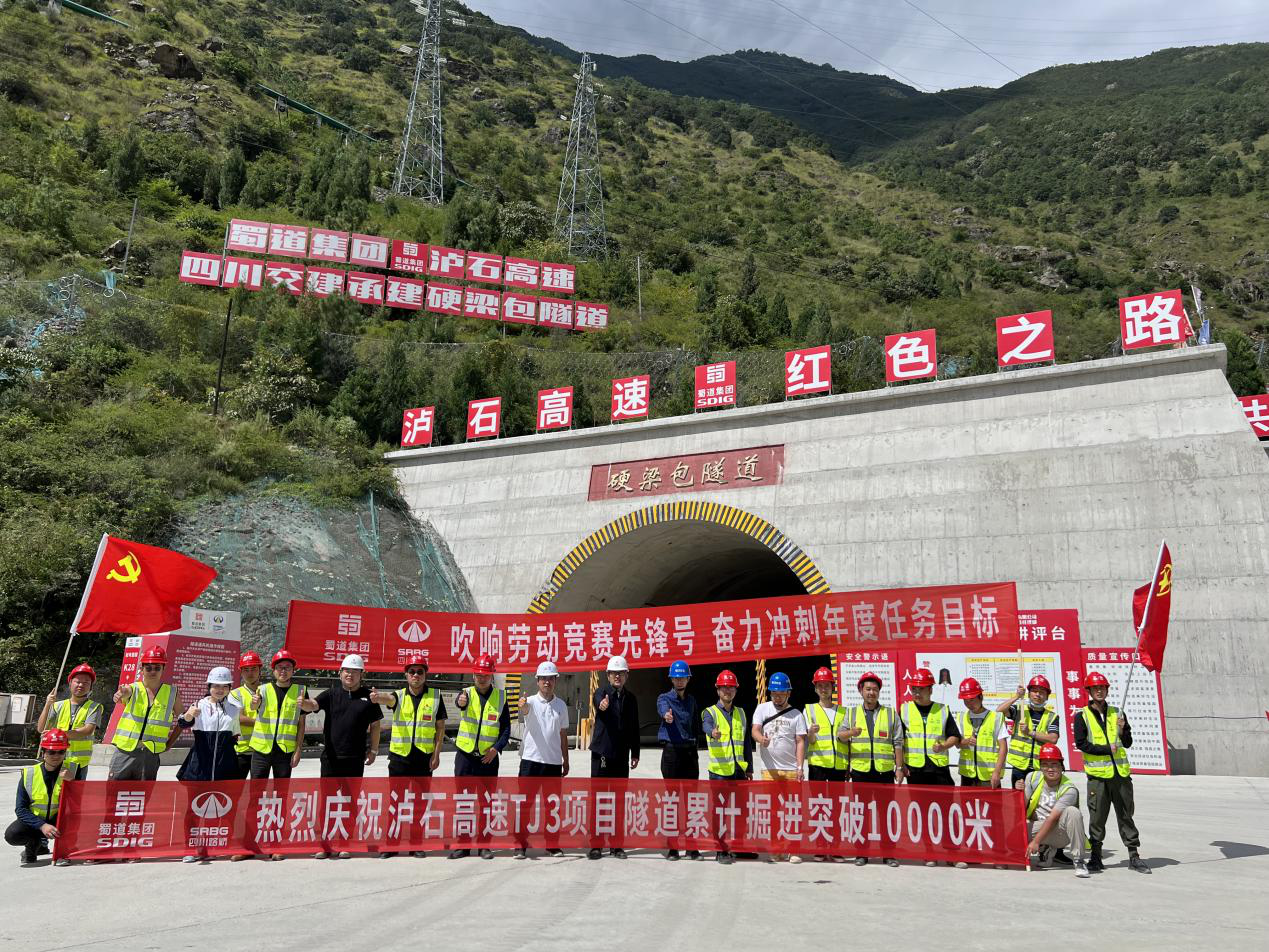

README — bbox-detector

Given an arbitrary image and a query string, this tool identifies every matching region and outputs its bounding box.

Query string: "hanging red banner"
[284,582,1019,673]
[54,778,1027,866]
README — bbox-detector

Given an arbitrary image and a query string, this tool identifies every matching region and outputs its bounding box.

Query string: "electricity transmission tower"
[394,0,445,204]
[554,53,607,260]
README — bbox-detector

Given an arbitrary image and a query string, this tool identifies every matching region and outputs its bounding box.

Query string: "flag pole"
[54,533,110,690]
[1119,539,1166,711]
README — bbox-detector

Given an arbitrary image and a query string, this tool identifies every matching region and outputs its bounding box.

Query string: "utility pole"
[393,0,445,204]
[554,52,607,260]
[636,255,643,320]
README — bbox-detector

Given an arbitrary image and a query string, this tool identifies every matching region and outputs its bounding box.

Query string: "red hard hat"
[1037,743,1064,762]
[40,729,70,752]
[909,667,935,688]
[474,653,497,674]
[403,654,429,670]
[958,677,984,700]
[271,650,296,668]
[239,651,263,669]
[857,671,882,689]
[68,663,96,683]
[140,646,167,666]
[812,666,835,684]
[715,669,738,688]
[1028,675,1052,693]
[1084,671,1110,689]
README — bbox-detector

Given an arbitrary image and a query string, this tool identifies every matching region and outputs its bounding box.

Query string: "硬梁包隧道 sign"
[589,445,784,501]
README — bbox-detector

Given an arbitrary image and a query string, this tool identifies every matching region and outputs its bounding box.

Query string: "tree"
[763,291,791,340]
[738,250,760,302]
[225,348,318,423]
[220,148,247,206]
[695,271,718,313]
[108,131,145,193]
[1220,328,1265,396]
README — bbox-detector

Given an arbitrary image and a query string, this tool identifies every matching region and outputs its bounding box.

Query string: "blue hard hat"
[768,672,792,692]
[668,660,691,678]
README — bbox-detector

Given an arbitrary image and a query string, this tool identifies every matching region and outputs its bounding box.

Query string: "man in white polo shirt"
[516,661,570,859]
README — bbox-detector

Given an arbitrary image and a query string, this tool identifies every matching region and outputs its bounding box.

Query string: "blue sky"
[460,0,1269,90]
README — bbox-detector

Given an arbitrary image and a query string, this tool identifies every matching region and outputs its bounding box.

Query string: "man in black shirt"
[300,654,383,781]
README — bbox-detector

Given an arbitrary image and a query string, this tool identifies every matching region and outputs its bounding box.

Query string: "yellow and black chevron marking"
[830,654,841,705]
[527,501,829,614]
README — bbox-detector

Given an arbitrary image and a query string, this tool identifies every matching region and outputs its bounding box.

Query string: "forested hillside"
[2,0,1268,688]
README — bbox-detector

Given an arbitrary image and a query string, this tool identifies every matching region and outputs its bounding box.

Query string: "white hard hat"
[207,666,233,685]
[606,655,629,673]
[341,654,366,671]
[536,661,560,678]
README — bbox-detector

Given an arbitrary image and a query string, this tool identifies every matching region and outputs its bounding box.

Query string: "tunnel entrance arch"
[526,501,836,740]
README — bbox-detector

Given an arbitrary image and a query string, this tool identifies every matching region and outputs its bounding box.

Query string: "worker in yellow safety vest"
[847,671,901,868]
[231,651,263,779]
[804,666,849,863]
[955,677,1007,789]
[1025,744,1091,878]
[37,664,103,777]
[108,645,178,781]
[1075,671,1149,874]
[248,650,306,780]
[702,669,749,865]
[449,653,508,860]
[997,674,1060,789]
[899,667,960,789]
[7,730,82,867]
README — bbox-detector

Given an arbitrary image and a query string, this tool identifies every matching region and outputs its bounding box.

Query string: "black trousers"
[907,765,955,785]
[236,753,253,779]
[850,768,895,784]
[5,818,48,852]
[808,765,848,782]
[959,775,989,787]
[388,748,435,778]
[320,753,365,778]
[249,746,294,779]
[591,752,630,778]
[519,760,564,777]
[1087,775,1141,851]
[454,748,500,777]
[660,744,700,780]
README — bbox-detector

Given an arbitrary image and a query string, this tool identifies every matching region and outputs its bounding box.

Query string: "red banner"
[285,583,1019,673]
[55,778,1027,865]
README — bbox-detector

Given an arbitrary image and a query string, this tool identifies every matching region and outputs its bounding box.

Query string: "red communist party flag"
[1131,542,1173,672]
[70,534,217,635]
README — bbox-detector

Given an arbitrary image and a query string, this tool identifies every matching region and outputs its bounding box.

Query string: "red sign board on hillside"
[996,310,1055,367]
[611,375,650,421]
[537,387,573,432]
[1238,395,1269,438]
[785,345,831,397]
[465,397,501,441]
[694,361,737,410]
[400,407,435,448]
[885,329,937,383]
[1119,289,1192,350]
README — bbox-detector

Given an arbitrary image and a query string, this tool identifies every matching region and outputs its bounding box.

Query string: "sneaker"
[547,848,564,856]
[831,855,848,863]
[20,848,37,868]
[813,854,828,862]
[1129,854,1152,874]
[412,851,428,858]
[337,851,352,859]
[1052,848,1074,867]
[1074,860,1091,878]
[54,858,70,867]
[381,851,397,858]
[479,849,494,860]
[884,857,899,868]
[1087,854,1105,873]
[448,849,470,860]
[269,854,284,861]
[587,848,602,860]
[687,850,702,861]
[182,855,198,863]
[313,851,330,859]
[514,848,527,860]
[789,855,803,864]
[854,856,868,867]
[1037,846,1053,867]
[924,860,937,867]
[717,851,734,865]
[666,849,680,861]
[230,854,249,862]
[610,848,627,859]
[954,861,969,869]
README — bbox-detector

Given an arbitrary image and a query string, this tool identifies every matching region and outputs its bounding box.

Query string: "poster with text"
[1080,648,1170,774]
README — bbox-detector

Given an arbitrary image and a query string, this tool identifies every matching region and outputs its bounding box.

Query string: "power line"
[897,0,1024,80]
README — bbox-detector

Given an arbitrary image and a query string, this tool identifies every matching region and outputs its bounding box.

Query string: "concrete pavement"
[2,754,1266,951]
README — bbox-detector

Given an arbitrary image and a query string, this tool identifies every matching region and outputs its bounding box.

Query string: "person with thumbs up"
[657,660,701,860]
[588,656,640,860]
[701,669,749,864]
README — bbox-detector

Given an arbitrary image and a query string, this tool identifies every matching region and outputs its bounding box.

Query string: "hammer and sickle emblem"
[106,552,141,584]
[1156,563,1172,597]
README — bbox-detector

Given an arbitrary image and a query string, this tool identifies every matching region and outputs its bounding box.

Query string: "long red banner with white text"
[55,779,1028,865]
[285,583,1019,673]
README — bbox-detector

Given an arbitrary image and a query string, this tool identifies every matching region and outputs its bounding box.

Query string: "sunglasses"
[405,668,427,675]
[142,664,164,672]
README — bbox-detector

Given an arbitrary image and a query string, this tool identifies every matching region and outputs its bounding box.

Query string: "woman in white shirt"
[176,666,242,786]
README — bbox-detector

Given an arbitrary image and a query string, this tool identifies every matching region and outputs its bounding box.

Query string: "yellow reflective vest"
[52,698,103,770]
[231,685,258,755]
[956,709,1002,781]
[249,683,303,755]
[1079,706,1131,779]
[804,703,848,770]
[22,762,82,820]
[1007,707,1056,770]
[113,682,175,754]
[389,687,440,755]
[848,705,896,772]
[704,704,748,777]
[901,701,950,768]
[455,686,503,755]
